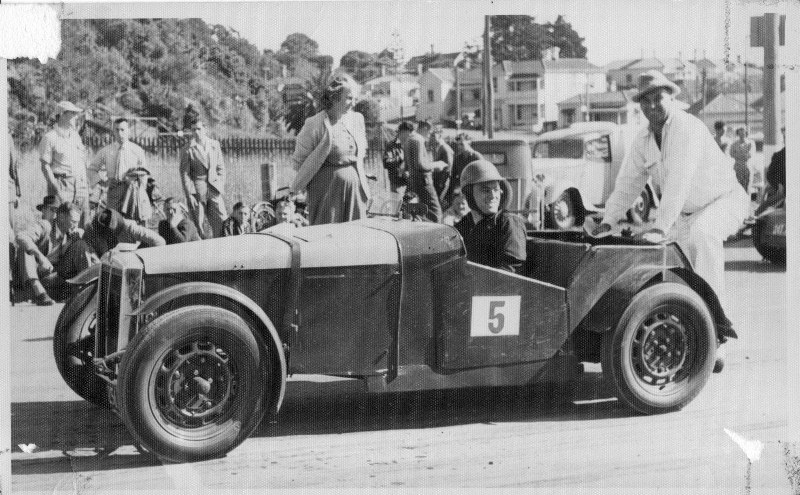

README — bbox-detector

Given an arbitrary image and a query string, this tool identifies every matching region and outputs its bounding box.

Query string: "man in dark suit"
[179,110,227,238]
[404,121,446,222]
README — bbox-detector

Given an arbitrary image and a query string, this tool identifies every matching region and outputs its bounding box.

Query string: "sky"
[59,0,792,68]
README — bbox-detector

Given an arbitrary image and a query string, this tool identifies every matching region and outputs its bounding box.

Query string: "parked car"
[751,195,785,265]
[527,122,657,229]
[54,194,735,462]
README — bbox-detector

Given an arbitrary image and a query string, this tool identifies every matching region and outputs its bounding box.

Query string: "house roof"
[604,59,639,71]
[660,58,689,74]
[626,58,663,71]
[690,58,717,71]
[558,89,637,107]
[425,68,455,83]
[542,58,604,73]
[362,74,419,86]
[701,92,764,114]
[500,60,545,78]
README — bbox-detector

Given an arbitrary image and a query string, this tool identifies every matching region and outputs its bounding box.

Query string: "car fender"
[66,263,102,286]
[132,281,287,413]
[584,265,735,342]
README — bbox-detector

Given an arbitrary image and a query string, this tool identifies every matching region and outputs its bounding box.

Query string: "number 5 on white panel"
[470,296,521,337]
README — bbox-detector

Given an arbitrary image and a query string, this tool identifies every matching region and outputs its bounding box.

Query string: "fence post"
[261,161,276,201]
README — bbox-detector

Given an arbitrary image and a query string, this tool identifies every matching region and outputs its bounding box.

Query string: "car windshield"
[367,191,404,217]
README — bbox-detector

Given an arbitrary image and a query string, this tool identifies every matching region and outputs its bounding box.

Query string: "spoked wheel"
[53,282,109,407]
[116,305,275,463]
[547,191,577,230]
[602,283,716,414]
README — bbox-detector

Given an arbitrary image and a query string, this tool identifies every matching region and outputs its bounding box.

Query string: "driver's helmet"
[460,159,512,211]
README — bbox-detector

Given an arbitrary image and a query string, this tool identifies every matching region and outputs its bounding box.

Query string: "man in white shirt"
[88,117,150,220]
[593,70,749,319]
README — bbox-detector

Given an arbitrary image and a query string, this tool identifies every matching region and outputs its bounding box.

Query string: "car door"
[431,258,568,369]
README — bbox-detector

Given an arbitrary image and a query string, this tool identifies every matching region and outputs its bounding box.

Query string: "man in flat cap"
[593,70,749,351]
[39,100,91,227]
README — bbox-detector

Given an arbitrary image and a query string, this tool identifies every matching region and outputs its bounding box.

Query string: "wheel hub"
[633,312,690,386]
[155,340,238,428]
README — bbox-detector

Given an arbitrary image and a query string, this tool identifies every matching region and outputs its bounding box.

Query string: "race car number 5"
[470,296,521,337]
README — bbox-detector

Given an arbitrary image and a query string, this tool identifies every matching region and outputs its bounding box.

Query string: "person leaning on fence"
[222,201,252,236]
[88,117,152,223]
[16,199,98,305]
[454,160,526,273]
[158,197,201,245]
[290,74,371,225]
[39,100,91,228]
[83,207,165,257]
[179,109,228,238]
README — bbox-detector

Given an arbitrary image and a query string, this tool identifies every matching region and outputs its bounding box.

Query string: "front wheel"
[53,282,109,407]
[602,283,716,414]
[116,305,274,462]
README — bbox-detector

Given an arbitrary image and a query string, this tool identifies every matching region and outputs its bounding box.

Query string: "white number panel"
[470,296,521,337]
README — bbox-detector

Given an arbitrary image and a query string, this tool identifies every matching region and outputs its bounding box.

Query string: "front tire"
[53,282,109,407]
[602,283,716,414]
[116,305,273,462]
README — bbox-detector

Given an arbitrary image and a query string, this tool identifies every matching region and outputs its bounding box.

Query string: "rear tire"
[53,283,109,407]
[116,305,274,462]
[602,283,716,414]
[752,214,786,265]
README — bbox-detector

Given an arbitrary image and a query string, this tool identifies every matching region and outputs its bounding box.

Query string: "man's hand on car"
[639,228,666,244]
[585,218,613,237]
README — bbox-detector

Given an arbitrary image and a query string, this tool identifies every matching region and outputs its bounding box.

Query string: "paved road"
[8,239,794,493]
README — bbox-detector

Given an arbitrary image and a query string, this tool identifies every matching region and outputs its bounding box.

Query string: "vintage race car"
[54,196,736,462]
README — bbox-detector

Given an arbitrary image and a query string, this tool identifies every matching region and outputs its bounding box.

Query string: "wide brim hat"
[631,70,681,103]
[56,100,83,113]
[36,194,62,211]
[460,159,513,211]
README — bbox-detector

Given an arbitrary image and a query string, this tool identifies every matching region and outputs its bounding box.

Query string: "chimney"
[417,63,423,75]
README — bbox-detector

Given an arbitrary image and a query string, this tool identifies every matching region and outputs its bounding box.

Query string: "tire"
[626,190,652,225]
[116,305,274,462]
[752,214,786,265]
[53,282,109,407]
[601,283,716,414]
[547,191,578,230]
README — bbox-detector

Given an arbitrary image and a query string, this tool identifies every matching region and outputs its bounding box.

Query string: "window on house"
[540,104,546,117]
[514,104,537,124]
[427,89,435,103]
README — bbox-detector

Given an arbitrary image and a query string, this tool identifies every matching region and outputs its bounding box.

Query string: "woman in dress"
[729,127,753,193]
[291,75,370,225]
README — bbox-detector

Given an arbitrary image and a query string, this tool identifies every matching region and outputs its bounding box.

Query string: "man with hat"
[592,70,749,341]
[16,197,97,305]
[39,100,91,227]
[404,120,447,222]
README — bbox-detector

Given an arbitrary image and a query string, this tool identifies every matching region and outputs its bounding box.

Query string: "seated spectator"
[442,189,470,226]
[265,198,305,235]
[16,199,98,305]
[83,208,165,257]
[454,160,526,273]
[222,201,252,236]
[158,197,201,244]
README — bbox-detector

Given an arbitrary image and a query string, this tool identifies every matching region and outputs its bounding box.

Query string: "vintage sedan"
[54,196,735,462]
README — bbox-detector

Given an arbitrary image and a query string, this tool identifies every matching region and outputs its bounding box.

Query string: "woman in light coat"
[291,75,370,225]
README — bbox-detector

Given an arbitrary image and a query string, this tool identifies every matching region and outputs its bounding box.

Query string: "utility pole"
[483,15,494,138]
[755,13,783,167]
[744,60,749,129]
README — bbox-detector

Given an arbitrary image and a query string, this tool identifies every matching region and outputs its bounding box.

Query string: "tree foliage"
[7,19,333,138]
[490,15,587,62]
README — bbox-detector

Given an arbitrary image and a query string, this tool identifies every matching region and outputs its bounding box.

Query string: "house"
[538,57,607,129]
[556,89,642,128]
[605,57,699,102]
[695,92,764,136]
[360,74,419,121]
[416,66,482,123]
[405,52,463,75]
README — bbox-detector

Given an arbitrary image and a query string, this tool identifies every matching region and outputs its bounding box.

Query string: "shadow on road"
[11,371,633,473]
[254,370,629,438]
[725,259,785,273]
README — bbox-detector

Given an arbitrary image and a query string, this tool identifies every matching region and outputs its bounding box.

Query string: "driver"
[454,160,526,273]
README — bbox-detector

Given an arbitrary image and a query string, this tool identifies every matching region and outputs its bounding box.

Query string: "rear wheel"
[53,282,109,407]
[627,190,652,225]
[602,283,716,414]
[116,305,274,462]
[547,191,578,229]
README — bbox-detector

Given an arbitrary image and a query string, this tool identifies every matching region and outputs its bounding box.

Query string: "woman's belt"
[322,159,357,168]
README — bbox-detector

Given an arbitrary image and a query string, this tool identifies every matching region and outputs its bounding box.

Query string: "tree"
[339,50,383,84]
[279,33,319,59]
[490,15,587,61]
